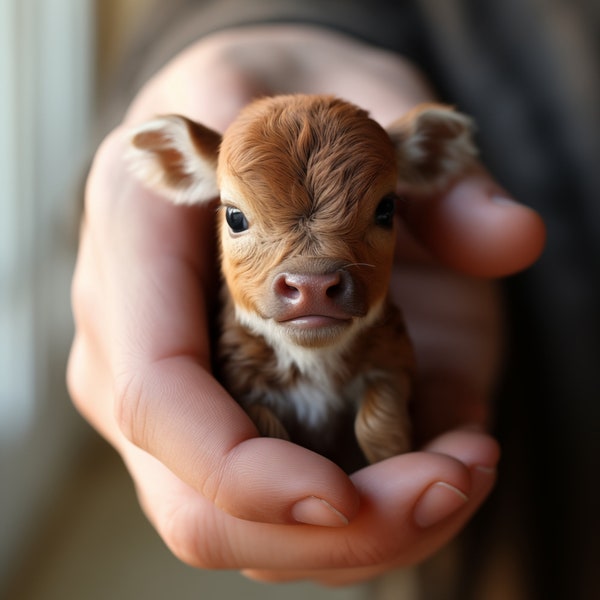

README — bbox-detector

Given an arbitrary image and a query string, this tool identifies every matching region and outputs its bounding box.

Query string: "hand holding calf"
[128,95,476,471]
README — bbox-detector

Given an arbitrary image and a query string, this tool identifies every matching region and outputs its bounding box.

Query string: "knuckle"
[197,442,246,517]
[113,371,148,448]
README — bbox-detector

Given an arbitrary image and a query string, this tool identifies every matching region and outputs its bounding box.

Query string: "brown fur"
[217,292,414,472]
[216,97,398,323]
[128,94,477,472]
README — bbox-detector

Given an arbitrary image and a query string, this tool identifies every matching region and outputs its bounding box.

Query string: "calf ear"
[387,103,477,194]
[128,115,221,205]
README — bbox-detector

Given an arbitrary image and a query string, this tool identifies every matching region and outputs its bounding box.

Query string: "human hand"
[67,25,545,585]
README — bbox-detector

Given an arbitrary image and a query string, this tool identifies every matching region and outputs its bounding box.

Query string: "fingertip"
[214,438,360,526]
[424,428,501,472]
[404,173,546,278]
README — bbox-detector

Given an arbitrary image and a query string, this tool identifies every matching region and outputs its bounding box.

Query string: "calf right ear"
[127,115,222,205]
[387,103,477,194]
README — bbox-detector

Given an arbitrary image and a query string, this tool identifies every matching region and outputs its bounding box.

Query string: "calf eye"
[225,206,249,233]
[374,195,396,228]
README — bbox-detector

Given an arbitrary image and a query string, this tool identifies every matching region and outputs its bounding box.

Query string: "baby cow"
[128,95,476,472]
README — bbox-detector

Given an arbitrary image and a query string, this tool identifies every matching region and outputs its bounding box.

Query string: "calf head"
[129,95,476,354]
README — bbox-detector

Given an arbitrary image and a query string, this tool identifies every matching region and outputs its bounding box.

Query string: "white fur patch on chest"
[271,349,368,429]
[265,369,366,430]
[283,379,344,429]
[233,305,374,428]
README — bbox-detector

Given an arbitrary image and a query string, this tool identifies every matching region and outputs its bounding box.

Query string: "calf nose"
[272,269,365,319]
[274,272,345,303]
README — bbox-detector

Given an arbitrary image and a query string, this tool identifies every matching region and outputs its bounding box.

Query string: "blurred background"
[0,1,373,598]
[1,0,95,593]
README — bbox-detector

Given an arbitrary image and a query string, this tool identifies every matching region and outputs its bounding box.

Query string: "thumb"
[402,170,546,277]
[115,357,360,527]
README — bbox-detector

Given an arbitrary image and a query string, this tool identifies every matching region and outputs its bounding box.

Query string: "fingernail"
[291,496,349,527]
[413,482,469,529]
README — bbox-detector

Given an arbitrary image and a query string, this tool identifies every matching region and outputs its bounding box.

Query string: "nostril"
[283,281,301,300]
[326,271,349,300]
[274,272,337,303]
[273,274,301,300]
[325,278,343,299]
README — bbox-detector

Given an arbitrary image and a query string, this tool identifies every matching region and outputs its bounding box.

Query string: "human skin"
[67,26,545,585]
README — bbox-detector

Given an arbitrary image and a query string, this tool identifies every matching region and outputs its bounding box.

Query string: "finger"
[242,430,499,584]
[116,356,359,526]
[87,131,359,526]
[125,41,265,132]
[68,225,118,441]
[132,448,487,572]
[67,332,114,441]
[401,170,546,278]
[244,460,496,585]
[69,309,359,530]
[422,428,501,469]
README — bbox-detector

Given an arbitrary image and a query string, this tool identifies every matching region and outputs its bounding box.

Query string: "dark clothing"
[117,3,600,598]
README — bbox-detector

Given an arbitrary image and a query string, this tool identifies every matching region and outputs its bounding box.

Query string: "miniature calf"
[128,95,476,472]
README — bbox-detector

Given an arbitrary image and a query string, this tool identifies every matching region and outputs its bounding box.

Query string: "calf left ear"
[127,115,222,205]
[387,103,478,193]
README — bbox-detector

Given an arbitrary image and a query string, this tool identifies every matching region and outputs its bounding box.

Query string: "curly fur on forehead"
[218,95,397,233]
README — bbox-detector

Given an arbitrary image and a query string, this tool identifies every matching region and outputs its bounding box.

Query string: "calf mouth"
[277,315,355,348]
[280,315,352,328]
